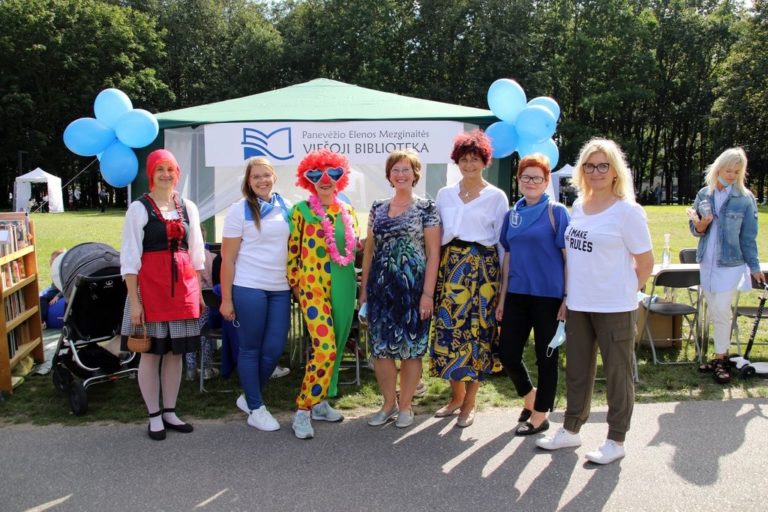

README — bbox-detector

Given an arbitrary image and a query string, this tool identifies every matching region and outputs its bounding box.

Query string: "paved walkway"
[2,399,768,511]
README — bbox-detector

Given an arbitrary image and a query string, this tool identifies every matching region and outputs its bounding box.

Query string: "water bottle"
[661,233,673,301]
[661,233,671,269]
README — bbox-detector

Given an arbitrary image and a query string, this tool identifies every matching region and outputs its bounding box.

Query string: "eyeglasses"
[304,167,344,184]
[390,167,413,175]
[519,175,545,184]
[582,163,611,174]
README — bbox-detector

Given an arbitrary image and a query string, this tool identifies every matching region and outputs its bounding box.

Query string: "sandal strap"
[162,408,176,413]
[148,410,162,418]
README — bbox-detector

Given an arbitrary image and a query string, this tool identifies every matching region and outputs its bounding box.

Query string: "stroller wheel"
[52,365,73,393]
[68,381,88,416]
[741,366,757,379]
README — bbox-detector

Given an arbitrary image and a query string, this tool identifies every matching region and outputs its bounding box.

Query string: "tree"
[0,0,170,207]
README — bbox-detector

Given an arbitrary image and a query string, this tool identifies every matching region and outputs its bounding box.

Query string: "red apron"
[139,249,200,322]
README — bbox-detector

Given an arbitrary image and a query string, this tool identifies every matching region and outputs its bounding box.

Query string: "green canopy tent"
[137,78,508,224]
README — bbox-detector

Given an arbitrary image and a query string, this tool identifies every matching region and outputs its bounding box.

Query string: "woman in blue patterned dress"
[360,150,441,429]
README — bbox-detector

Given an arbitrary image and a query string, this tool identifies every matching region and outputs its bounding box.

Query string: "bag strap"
[548,202,556,233]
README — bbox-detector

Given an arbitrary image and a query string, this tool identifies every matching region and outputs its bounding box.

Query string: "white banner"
[203,120,465,166]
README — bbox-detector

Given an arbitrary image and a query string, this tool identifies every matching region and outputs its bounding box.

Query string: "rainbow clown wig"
[295,149,351,193]
[146,149,180,191]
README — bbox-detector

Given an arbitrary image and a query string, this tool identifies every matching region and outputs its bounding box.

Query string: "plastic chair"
[678,249,697,264]
[638,268,701,366]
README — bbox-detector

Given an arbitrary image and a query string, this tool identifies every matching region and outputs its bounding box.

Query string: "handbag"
[127,324,151,353]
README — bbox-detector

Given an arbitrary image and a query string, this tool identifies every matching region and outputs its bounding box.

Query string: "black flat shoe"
[515,419,550,436]
[148,411,166,441]
[518,408,532,423]
[162,408,194,433]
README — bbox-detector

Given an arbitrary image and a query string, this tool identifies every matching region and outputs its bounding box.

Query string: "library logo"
[241,127,293,161]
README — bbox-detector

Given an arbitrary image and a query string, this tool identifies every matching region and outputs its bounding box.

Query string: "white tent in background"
[546,164,575,204]
[14,168,65,213]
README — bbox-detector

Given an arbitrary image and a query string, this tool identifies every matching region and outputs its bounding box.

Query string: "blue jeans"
[232,285,290,409]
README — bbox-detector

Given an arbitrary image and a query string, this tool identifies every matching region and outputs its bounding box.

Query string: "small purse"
[127,324,151,353]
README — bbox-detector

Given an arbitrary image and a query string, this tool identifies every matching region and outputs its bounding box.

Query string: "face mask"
[717,176,731,187]
[546,320,566,357]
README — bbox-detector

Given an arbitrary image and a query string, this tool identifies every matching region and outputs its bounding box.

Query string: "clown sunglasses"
[304,167,344,184]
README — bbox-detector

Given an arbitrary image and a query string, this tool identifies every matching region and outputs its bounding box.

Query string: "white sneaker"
[536,427,582,451]
[311,400,344,422]
[271,366,290,379]
[236,394,249,415]
[247,405,280,432]
[585,439,625,464]
[292,410,314,439]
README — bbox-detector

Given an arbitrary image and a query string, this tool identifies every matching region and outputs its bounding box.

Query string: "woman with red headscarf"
[288,149,358,440]
[120,149,205,441]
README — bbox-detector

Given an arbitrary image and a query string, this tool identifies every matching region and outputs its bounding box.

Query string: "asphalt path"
[2,399,768,512]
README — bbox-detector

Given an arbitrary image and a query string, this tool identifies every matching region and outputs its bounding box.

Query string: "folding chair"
[198,288,223,392]
[638,268,701,365]
[729,274,767,355]
[678,248,701,305]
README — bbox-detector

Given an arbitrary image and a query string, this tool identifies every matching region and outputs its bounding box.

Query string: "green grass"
[2,206,768,426]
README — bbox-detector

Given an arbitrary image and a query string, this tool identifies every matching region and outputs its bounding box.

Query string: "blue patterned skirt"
[429,240,500,381]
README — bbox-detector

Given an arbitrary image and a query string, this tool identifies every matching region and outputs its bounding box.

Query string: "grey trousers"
[563,309,637,443]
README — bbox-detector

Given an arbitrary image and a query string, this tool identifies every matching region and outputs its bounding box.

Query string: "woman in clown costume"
[288,149,358,440]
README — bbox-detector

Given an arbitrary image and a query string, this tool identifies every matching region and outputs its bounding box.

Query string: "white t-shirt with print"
[222,198,290,291]
[565,199,652,313]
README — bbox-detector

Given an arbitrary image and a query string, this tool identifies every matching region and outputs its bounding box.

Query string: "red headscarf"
[146,149,180,191]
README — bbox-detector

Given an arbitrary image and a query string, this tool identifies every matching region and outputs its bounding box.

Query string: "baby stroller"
[50,242,137,415]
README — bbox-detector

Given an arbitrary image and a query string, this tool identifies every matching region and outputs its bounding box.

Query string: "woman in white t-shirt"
[219,157,291,432]
[430,130,509,428]
[536,139,653,465]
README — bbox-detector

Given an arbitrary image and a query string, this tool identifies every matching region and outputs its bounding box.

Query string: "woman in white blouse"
[119,149,205,440]
[430,130,509,428]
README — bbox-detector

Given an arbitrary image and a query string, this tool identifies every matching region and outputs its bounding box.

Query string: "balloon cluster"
[63,89,159,187]
[485,79,561,168]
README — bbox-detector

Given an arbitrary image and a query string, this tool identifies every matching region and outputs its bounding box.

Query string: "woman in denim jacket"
[687,147,764,383]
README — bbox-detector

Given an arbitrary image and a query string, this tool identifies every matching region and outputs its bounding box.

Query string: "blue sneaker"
[292,410,314,439]
[311,401,344,422]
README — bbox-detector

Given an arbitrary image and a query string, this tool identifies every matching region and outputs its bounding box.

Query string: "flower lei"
[308,194,355,266]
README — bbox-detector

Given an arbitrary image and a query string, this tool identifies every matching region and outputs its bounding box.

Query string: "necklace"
[460,182,484,199]
[307,195,356,266]
[390,198,413,207]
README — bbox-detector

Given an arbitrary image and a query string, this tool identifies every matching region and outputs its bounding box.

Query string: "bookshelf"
[0,214,43,393]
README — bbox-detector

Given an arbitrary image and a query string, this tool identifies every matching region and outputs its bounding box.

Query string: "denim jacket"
[689,186,760,273]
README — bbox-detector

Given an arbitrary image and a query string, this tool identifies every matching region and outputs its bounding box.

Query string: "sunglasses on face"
[304,167,344,184]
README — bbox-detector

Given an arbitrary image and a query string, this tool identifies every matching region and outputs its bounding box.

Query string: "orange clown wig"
[146,149,180,191]
[295,149,350,193]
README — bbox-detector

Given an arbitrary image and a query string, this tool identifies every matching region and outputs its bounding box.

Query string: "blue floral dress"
[367,198,441,359]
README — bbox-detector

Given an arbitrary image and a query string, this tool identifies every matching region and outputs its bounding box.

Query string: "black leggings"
[498,293,562,413]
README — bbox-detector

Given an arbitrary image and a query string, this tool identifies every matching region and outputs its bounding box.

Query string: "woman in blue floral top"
[360,150,441,429]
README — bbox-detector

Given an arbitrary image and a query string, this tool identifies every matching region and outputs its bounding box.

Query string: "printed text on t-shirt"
[566,227,593,253]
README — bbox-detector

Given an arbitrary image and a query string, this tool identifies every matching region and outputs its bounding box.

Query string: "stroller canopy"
[59,242,121,300]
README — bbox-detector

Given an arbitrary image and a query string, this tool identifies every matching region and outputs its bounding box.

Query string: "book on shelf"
[0,212,31,256]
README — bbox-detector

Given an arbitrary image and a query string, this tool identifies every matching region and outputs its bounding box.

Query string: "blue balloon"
[528,96,561,121]
[487,79,527,123]
[99,141,138,187]
[94,88,133,128]
[518,138,559,169]
[115,109,159,148]
[486,122,518,159]
[63,117,116,156]
[515,105,557,143]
